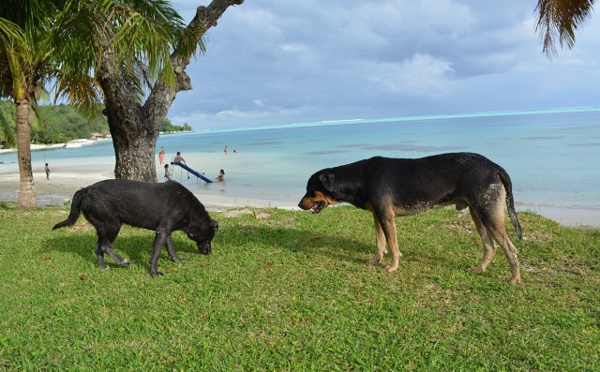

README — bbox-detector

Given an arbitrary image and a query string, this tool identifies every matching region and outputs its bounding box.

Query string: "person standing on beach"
[224,145,228,155]
[174,151,186,164]
[158,146,165,165]
[164,164,171,180]
[45,163,51,180]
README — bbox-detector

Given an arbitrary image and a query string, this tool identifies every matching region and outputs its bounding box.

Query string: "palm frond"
[110,0,194,89]
[52,71,104,119]
[0,102,16,147]
[0,18,34,98]
[29,98,43,131]
[535,0,596,57]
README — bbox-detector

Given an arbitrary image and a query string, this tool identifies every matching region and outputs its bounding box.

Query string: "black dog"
[53,179,219,276]
[298,152,523,284]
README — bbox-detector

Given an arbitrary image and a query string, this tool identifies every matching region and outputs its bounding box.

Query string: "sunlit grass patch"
[1,205,598,370]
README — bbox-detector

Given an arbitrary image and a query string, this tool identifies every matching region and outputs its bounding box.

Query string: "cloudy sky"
[167,0,600,130]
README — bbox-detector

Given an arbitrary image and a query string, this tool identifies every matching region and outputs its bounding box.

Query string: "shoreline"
[0,131,194,155]
[0,170,598,228]
[0,143,67,154]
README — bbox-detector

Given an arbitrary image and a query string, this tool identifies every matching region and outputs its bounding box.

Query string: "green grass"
[1,204,599,370]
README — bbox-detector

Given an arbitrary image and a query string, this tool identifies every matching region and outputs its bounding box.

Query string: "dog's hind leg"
[95,224,130,269]
[471,202,521,284]
[149,230,170,276]
[468,206,497,275]
[95,240,109,270]
[368,214,387,266]
[374,208,401,273]
[487,221,521,284]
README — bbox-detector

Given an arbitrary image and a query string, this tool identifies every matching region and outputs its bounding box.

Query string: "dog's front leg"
[150,231,169,276]
[368,214,386,266]
[165,235,183,262]
[377,210,401,273]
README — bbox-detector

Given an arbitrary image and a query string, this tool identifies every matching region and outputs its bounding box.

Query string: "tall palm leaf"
[535,0,596,57]
[0,105,16,148]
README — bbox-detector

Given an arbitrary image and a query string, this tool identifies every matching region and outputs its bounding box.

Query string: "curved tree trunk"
[99,66,160,181]
[15,97,37,209]
[98,0,244,183]
[107,113,159,181]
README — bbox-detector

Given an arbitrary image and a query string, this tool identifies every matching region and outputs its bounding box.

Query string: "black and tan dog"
[298,152,523,284]
[53,179,219,276]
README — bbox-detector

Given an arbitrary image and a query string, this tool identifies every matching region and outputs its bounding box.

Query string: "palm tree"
[535,0,597,57]
[0,10,47,209]
[0,0,187,208]
[0,1,110,209]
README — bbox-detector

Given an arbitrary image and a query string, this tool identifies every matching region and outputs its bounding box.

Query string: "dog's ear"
[319,171,335,192]
[210,220,219,231]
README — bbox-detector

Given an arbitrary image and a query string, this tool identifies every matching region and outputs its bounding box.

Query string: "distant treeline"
[0,101,191,145]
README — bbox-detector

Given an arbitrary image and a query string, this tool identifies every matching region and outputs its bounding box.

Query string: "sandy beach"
[0,168,300,210]
[1,165,599,229]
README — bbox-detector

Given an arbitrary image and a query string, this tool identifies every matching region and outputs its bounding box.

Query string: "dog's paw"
[368,257,382,266]
[385,265,398,273]
[119,260,131,267]
[469,266,484,274]
[509,275,522,285]
[150,270,164,277]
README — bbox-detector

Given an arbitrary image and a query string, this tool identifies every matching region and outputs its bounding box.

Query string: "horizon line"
[192,106,600,134]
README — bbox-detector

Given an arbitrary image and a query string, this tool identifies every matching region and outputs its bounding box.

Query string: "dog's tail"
[52,188,87,230]
[498,169,523,239]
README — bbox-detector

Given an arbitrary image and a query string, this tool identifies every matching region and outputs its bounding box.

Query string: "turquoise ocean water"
[1,108,599,211]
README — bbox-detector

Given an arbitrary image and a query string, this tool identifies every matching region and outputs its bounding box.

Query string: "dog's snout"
[198,242,212,255]
[298,197,311,210]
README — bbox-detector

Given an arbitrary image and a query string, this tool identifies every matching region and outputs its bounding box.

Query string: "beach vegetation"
[0,0,135,210]
[0,101,192,145]
[160,118,193,134]
[535,0,597,57]
[1,205,598,370]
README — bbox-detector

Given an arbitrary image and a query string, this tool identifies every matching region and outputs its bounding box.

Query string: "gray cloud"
[170,0,600,129]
